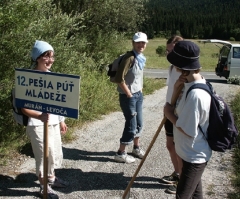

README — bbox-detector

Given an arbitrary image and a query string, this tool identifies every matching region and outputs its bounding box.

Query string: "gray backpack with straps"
[107,51,136,83]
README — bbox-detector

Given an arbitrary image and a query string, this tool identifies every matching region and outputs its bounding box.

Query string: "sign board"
[14,68,80,119]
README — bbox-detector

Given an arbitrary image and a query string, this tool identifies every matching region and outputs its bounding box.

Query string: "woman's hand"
[164,103,174,117]
[60,122,68,134]
[38,113,49,122]
[174,75,187,91]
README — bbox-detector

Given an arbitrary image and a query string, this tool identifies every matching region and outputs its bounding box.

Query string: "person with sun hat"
[164,40,212,198]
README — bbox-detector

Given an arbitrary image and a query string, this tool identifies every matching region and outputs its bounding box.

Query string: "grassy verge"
[229,92,240,198]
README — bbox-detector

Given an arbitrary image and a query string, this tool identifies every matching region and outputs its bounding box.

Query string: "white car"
[200,39,240,79]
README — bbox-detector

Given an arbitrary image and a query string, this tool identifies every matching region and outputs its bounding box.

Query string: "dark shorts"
[164,118,173,137]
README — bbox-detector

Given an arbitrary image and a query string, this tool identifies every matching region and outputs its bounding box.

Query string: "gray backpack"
[107,51,135,83]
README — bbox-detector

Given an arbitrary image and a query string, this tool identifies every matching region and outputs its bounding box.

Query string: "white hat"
[133,32,148,43]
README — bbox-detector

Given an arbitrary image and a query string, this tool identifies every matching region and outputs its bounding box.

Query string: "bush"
[0,0,134,157]
[230,37,236,41]
[227,75,240,85]
[230,92,240,198]
[156,45,166,56]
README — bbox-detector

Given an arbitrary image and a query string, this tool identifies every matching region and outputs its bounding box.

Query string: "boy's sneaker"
[159,172,179,184]
[132,148,145,159]
[39,185,59,199]
[49,177,69,188]
[114,153,135,163]
[165,184,177,194]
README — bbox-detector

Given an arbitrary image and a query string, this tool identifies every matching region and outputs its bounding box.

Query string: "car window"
[233,47,240,58]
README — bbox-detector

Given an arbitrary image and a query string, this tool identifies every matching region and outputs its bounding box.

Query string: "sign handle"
[43,121,48,199]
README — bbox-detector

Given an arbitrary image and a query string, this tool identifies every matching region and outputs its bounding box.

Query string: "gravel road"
[0,81,239,199]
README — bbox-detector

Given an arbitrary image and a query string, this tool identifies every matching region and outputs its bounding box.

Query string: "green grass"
[144,39,169,69]
[124,38,226,71]
[230,92,240,198]
[143,77,166,94]
[144,38,240,71]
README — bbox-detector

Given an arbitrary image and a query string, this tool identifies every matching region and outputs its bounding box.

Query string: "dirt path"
[0,81,239,199]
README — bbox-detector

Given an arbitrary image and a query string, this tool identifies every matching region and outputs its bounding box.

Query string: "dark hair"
[31,50,53,62]
[39,50,53,58]
[181,70,190,76]
[177,68,200,76]
[167,35,183,45]
[31,50,54,67]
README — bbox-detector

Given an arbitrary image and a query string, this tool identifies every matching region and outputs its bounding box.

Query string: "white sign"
[15,68,80,119]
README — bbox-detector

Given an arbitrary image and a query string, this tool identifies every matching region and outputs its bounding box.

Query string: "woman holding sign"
[21,40,68,199]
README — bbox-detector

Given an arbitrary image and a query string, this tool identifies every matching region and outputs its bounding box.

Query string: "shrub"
[156,45,166,56]
[230,37,236,41]
[227,75,240,85]
[0,0,132,155]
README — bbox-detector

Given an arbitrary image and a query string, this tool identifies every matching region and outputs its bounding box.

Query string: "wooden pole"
[122,117,167,199]
[43,121,48,199]
[122,84,184,199]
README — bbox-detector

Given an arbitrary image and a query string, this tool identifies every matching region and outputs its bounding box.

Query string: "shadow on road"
[62,147,117,162]
[206,79,227,84]
[0,170,168,197]
[0,173,39,198]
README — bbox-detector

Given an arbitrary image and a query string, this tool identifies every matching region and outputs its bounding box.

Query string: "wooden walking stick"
[122,84,183,199]
[43,121,49,199]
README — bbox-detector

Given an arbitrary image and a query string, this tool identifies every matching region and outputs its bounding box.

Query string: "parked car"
[200,39,240,79]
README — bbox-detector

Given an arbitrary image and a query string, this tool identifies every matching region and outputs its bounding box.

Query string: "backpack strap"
[198,124,207,140]
[117,50,136,69]
[185,82,213,140]
[122,50,136,68]
[131,51,136,68]
[186,82,213,99]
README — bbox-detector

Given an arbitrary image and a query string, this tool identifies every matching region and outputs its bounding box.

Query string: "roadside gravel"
[0,80,239,199]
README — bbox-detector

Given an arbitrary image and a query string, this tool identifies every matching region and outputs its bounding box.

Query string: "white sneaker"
[39,185,59,199]
[132,148,145,159]
[114,153,135,163]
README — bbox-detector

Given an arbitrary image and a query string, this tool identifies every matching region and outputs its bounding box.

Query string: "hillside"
[144,0,240,40]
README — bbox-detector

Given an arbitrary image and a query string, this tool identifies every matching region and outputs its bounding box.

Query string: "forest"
[143,0,240,40]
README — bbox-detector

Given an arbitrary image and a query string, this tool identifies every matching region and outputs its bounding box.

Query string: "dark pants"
[176,160,207,199]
